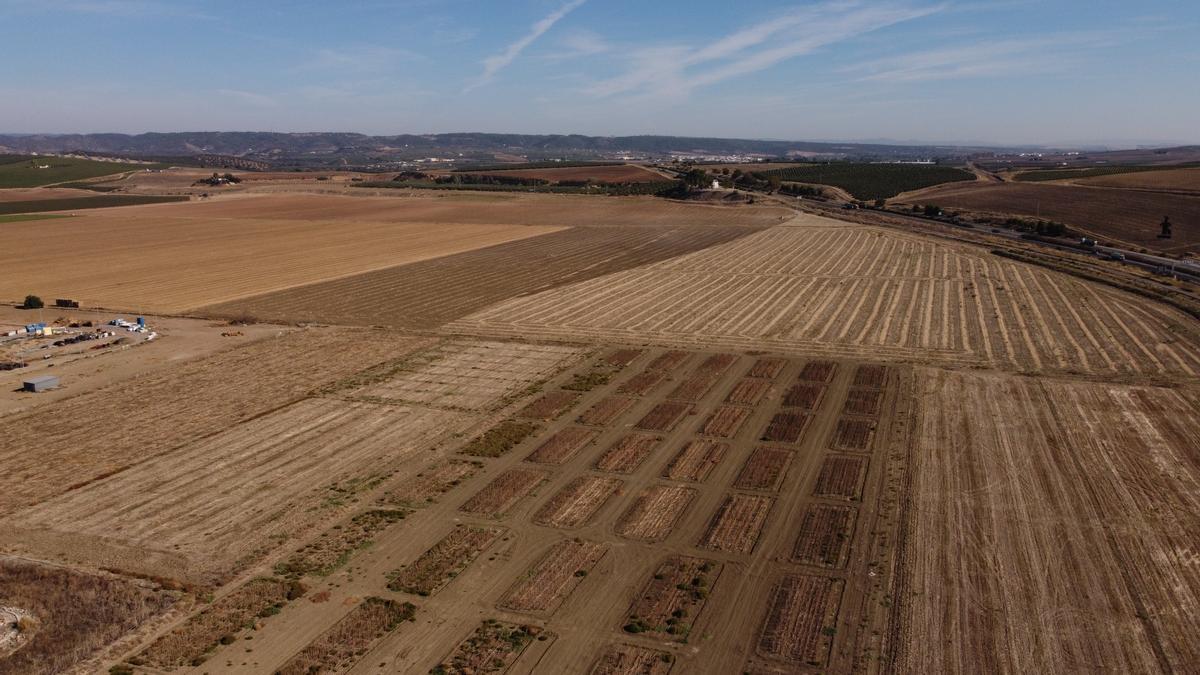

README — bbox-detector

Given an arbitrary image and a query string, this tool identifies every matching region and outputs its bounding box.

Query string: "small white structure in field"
[711,179,721,189]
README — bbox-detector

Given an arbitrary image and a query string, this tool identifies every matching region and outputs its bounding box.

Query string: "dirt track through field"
[450,221,1200,376]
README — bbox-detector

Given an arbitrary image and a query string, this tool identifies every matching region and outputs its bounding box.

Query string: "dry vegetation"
[450,223,1200,375]
[137,577,304,669]
[623,556,720,641]
[0,557,175,675]
[0,329,431,517]
[533,477,623,529]
[275,597,415,675]
[616,485,696,541]
[499,539,607,614]
[432,620,545,674]
[273,509,408,579]
[594,434,663,473]
[460,469,549,518]
[897,369,1200,672]
[388,526,504,597]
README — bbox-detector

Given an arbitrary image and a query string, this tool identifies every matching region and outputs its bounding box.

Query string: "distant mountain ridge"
[0,131,1010,164]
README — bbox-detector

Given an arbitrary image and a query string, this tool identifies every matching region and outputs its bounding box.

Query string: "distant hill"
[0,131,1011,167]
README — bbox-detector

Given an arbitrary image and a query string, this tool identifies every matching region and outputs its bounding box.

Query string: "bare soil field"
[589,643,675,675]
[459,469,549,518]
[526,426,600,464]
[594,433,663,473]
[0,197,558,312]
[791,504,856,569]
[449,221,1200,376]
[896,369,1200,673]
[0,328,431,517]
[753,575,843,668]
[0,557,175,675]
[498,539,607,614]
[203,224,760,329]
[733,446,793,491]
[603,348,645,367]
[667,353,738,400]
[11,398,474,585]
[852,363,890,389]
[662,440,729,482]
[275,597,414,675]
[902,181,1200,253]
[388,525,504,597]
[623,556,721,641]
[615,485,696,541]
[1075,166,1200,193]
[0,187,97,202]
[698,494,775,554]
[351,339,583,412]
[533,477,623,529]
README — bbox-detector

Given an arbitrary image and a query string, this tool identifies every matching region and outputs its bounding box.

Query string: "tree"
[22,294,43,309]
[923,204,942,217]
[767,175,782,190]
[683,168,709,188]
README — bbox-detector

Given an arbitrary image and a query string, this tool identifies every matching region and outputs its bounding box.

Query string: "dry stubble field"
[4,187,1200,675]
[450,218,1200,376]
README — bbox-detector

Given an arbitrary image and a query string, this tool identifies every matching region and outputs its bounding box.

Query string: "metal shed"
[23,375,59,392]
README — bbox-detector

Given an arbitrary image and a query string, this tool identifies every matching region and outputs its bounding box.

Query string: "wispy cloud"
[308,45,425,72]
[466,0,586,91]
[585,1,942,98]
[22,0,212,19]
[846,33,1107,83]
[547,30,610,60]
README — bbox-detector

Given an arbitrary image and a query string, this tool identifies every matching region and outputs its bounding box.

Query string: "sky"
[1,0,1198,146]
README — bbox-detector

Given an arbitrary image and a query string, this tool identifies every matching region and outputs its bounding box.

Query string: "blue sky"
[2,0,1198,145]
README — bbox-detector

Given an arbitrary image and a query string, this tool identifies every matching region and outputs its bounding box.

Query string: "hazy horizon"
[2,0,1198,146]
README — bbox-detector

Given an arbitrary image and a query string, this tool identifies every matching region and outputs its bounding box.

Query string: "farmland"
[4,171,1200,675]
[0,155,160,188]
[901,180,1200,253]
[762,162,975,200]
[456,163,667,184]
[0,194,187,215]
[451,221,1200,376]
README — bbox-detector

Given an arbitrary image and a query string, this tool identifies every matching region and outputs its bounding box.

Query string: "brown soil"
[667,353,739,401]
[901,180,1200,253]
[498,539,607,614]
[829,418,876,453]
[797,361,838,383]
[662,440,729,482]
[589,643,675,674]
[851,364,889,389]
[273,509,408,579]
[842,388,882,417]
[433,620,545,674]
[467,164,665,183]
[603,348,645,368]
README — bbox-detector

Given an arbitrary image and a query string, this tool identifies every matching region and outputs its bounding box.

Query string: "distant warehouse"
[23,375,59,392]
